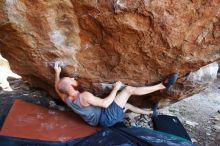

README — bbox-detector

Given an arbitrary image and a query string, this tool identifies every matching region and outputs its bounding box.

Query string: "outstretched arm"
[54,62,66,101]
[83,81,123,108]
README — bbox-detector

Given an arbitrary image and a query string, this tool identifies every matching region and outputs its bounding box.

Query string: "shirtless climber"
[53,62,178,127]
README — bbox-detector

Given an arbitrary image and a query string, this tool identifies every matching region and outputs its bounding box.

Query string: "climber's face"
[58,77,79,96]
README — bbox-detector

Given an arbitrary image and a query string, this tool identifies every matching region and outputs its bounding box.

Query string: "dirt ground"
[0,66,220,146]
[158,77,220,146]
[123,77,220,146]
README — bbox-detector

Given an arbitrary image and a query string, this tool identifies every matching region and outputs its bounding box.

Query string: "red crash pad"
[0,99,99,141]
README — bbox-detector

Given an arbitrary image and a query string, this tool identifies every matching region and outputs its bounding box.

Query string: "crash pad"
[0,99,99,141]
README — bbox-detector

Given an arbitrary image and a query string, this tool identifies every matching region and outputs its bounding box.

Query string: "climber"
[53,62,178,127]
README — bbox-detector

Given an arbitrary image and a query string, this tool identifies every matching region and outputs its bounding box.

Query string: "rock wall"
[0,0,220,103]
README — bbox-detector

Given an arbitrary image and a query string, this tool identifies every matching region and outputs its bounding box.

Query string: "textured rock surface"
[0,0,220,102]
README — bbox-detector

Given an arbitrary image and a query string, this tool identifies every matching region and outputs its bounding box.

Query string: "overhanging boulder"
[0,0,219,103]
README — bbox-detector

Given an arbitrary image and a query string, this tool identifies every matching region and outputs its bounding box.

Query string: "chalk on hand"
[100,83,126,91]
[45,60,64,68]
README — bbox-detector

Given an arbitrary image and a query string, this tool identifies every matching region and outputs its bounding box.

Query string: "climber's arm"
[54,62,66,101]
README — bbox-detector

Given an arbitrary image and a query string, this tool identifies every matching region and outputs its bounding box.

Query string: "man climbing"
[54,62,178,127]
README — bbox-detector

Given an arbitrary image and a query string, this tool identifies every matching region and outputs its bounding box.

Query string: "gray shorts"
[99,101,124,127]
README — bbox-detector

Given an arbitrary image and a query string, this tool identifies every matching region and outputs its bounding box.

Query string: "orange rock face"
[0,0,220,102]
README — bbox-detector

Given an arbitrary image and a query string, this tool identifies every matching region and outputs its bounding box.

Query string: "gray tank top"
[65,94,102,126]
